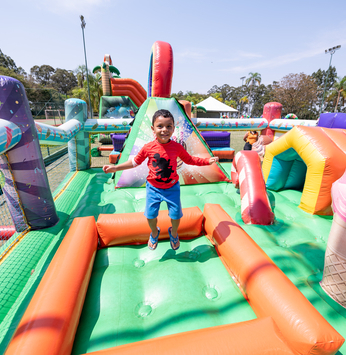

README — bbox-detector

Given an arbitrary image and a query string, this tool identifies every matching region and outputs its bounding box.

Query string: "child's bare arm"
[103,159,134,173]
[209,157,219,164]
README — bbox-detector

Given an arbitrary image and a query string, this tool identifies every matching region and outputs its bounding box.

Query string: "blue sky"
[2,0,346,94]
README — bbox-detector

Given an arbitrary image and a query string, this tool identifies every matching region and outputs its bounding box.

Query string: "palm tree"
[245,72,261,115]
[326,76,346,112]
[72,73,103,114]
[74,65,88,88]
[239,96,249,117]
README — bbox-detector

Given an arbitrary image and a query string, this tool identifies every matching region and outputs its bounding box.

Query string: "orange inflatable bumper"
[5,206,344,355]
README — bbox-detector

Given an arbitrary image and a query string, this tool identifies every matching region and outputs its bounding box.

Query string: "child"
[243,130,258,150]
[103,109,219,251]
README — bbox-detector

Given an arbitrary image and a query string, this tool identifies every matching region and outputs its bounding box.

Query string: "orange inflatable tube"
[110,78,147,108]
[86,317,296,355]
[97,206,203,247]
[5,206,344,355]
[5,217,98,355]
[203,204,344,355]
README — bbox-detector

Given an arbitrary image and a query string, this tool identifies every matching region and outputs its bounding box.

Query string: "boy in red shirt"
[103,109,218,251]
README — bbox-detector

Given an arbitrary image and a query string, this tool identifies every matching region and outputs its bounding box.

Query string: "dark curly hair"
[152,109,174,126]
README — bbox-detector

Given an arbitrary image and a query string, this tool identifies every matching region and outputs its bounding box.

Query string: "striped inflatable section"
[231,151,274,225]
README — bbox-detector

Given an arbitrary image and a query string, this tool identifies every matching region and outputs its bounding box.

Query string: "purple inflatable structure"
[317,113,346,129]
[0,76,58,229]
[201,131,230,148]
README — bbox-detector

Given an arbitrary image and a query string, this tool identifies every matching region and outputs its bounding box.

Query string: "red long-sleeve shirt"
[133,139,210,189]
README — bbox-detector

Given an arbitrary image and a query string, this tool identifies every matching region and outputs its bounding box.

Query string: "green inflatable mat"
[72,237,256,354]
[1,166,346,354]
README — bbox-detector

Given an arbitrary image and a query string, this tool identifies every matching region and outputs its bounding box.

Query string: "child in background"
[103,109,219,251]
[243,130,258,150]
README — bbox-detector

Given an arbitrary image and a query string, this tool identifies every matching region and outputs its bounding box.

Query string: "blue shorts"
[144,181,183,220]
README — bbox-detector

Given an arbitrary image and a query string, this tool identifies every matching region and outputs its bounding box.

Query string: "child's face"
[151,116,175,144]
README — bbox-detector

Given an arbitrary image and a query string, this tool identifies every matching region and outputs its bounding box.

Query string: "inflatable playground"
[1,40,346,354]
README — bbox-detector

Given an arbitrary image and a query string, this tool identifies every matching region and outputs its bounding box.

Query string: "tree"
[74,65,88,88]
[312,67,337,91]
[311,67,337,112]
[207,84,232,102]
[272,73,318,119]
[225,99,237,109]
[251,84,276,117]
[51,68,78,95]
[326,76,346,112]
[30,65,55,86]
[245,72,261,114]
[239,96,249,116]
[170,91,208,104]
[0,66,29,87]
[0,49,26,75]
[72,73,102,114]
[89,73,103,112]
[211,92,223,102]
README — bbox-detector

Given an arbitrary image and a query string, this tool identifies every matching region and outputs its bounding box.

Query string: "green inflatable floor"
[1,164,346,354]
[72,237,256,354]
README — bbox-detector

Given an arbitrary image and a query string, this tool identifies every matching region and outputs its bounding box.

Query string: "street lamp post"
[80,15,93,118]
[320,45,341,114]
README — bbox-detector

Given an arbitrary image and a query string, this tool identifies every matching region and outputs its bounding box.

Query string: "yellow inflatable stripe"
[263,127,326,214]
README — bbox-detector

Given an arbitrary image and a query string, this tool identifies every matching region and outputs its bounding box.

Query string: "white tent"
[198,96,238,113]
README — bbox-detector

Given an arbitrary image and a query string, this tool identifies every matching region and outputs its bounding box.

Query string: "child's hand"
[103,165,117,173]
[209,157,219,165]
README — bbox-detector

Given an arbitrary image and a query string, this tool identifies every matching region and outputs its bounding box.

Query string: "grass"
[230,131,246,155]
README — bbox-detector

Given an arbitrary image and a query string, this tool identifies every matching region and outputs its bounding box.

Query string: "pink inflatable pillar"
[261,102,282,140]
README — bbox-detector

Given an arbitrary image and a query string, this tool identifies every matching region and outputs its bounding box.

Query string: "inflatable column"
[0,76,58,229]
[148,41,173,98]
[178,100,192,118]
[320,170,346,308]
[231,150,274,225]
[261,102,282,140]
[65,99,89,171]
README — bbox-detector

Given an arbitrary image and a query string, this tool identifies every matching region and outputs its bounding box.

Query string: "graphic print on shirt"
[152,153,174,183]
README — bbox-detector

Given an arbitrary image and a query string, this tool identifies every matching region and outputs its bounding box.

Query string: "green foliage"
[0,49,26,75]
[312,66,337,91]
[225,99,237,109]
[51,68,78,95]
[72,73,102,114]
[170,91,208,104]
[208,84,232,102]
[74,65,89,88]
[0,66,29,87]
[272,73,318,119]
[251,84,276,117]
[1,48,344,119]
[30,65,55,86]
[326,76,346,112]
